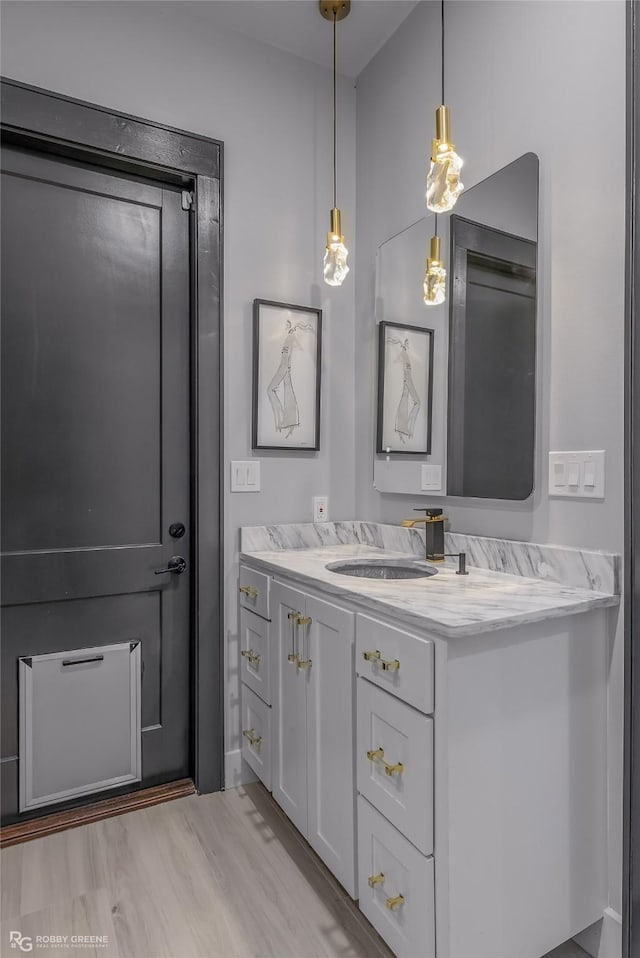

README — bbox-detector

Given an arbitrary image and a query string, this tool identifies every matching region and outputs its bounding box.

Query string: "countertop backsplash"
[240,521,620,597]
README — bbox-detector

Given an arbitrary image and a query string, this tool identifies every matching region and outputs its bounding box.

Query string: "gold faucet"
[402,508,447,561]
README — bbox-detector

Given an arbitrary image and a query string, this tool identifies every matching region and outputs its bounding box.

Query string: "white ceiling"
[184,1,420,78]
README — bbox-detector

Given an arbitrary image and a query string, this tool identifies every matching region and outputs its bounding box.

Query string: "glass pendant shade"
[424,235,447,305]
[324,208,349,287]
[426,106,464,213]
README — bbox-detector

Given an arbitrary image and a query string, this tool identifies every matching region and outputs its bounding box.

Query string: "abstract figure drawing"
[267,319,316,438]
[388,336,421,443]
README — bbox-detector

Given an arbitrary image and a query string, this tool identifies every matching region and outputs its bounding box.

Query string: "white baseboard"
[573,908,622,958]
[224,749,257,789]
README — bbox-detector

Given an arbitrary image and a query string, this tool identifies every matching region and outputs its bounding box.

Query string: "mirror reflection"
[374,152,539,501]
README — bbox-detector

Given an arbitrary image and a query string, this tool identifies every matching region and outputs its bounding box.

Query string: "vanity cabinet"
[238,567,273,791]
[271,580,357,897]
[239,560,609,958]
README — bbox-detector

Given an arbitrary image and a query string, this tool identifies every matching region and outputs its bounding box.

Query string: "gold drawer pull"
[288,611,299,620]
[366,747,406,777]
[362,650,400,672]
[381,658,400,672]
[242,728,262,747]
[368,872,385,888]
[239,585,259,598]
[287,653,299,665]
[383,762,405,777]
[297,616,312,626]
[385,894,405,911]
[297,658,312,670]
[240,649,261,667]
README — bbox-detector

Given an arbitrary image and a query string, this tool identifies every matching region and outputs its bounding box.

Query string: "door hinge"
[181,190,195,212]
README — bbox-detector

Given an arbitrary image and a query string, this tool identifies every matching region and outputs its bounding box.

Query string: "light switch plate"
[421,464,442,492]
[548,451,604,499]
[231,460,261,492]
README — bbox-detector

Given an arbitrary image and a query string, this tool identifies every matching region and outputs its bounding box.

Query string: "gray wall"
[355,0,625,924]
[0,0,357,784]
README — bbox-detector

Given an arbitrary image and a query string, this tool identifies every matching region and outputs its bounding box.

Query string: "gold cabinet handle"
[296,614,312,669]
[368,872,385,888]
[288,611,301,664]
[362,649,400,672]
[363,650,381,662]
[366,747,405,777]
[240,649,261,667]
[242,728,262,747]
[239,585,259,598]
[385,894,405,911]
[381,658,400,672]
[383,762,405,776]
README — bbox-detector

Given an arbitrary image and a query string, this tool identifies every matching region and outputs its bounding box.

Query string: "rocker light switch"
[548,451,605,499]
[567,461,580,487]
[231,461,261,492]
[421,464,442,491]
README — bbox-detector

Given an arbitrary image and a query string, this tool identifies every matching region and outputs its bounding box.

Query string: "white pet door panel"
[19,641,142,812]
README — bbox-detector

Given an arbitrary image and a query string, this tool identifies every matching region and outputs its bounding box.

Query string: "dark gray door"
[1,145,191,823]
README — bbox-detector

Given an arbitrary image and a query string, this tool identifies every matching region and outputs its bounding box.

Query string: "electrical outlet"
[313,496,329,522]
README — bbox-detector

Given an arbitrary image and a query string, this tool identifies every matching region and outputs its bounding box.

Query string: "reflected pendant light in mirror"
[426,0,464,213]
[424,220,446,305]
[320,1,350,286]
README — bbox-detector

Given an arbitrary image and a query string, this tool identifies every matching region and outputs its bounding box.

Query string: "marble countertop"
[240,543,620,638]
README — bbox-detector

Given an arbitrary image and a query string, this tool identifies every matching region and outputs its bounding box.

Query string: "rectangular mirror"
[373,152,539,501]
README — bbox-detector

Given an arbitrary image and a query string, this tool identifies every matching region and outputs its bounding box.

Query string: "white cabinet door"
[271,581,308,836]
[240,608,271,705]
[240,683,271,791]
[305,594,356,897]
[358,796,435,958]
[357,678,434,855]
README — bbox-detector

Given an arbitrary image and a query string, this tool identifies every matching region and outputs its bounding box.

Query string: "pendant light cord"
[333,8,337,210]
[441,0,445,104]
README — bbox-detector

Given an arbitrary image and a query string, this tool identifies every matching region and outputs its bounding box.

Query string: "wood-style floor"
[0,783,592,958]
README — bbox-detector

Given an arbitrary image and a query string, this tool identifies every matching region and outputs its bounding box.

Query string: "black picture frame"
[376,321,434,455]
[252,299,322,451]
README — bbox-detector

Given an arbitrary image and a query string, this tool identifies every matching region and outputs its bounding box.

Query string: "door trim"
[625,1,638,953]
[0,77,224,796]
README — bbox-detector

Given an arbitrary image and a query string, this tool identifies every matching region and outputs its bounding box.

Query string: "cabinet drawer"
[356,615,434,714]
[239,566,270,620]
[241,684,271,791]
[358,796,435,958]
[240,608,271,705]
[357,679,433,854]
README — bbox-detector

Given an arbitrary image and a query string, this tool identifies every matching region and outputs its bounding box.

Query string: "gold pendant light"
[424,222,447,306]
[320,1,350,286]
[426,0,464,213]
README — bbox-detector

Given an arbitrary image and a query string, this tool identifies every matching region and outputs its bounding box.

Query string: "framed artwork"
[252,299,322,451]
[376,321,434,455]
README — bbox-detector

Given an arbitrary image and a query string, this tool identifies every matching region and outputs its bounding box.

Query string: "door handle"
[154,556,187,575]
